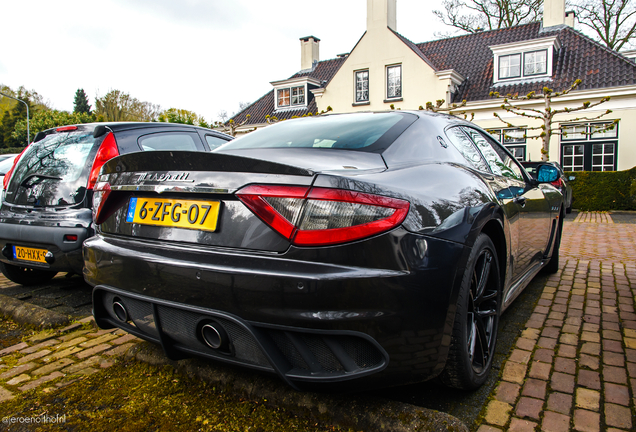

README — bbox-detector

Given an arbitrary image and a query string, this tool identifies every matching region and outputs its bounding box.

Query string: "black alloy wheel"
[440,234,501,390]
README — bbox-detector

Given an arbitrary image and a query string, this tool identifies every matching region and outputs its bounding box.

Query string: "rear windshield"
[216,112,413,153]
[5,130,97,207]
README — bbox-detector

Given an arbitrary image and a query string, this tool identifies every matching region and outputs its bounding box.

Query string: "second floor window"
[355,70,369,102]
[524,50,547,76]
[499,54,521,79]
[277,86,305,108]
[387,65,402,99]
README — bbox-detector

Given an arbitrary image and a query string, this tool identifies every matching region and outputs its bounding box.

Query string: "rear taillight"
[87,132,119,190]
[551,178,563,188]
[2,146,28,190]
[92,181,112,224]
[237,185,410,246]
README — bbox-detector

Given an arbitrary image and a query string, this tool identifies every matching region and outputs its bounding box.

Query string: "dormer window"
[490,36,559,84]
[524,50,547,76]
[499,54,521,79]
[277,86,305,108]
[271,76,320,111]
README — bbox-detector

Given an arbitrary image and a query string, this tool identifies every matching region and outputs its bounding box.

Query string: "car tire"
[0,262,57,286]
[439,234,501,390]
[542,218,562,274]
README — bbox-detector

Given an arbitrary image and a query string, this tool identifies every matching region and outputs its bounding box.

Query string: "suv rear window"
[216,112,413,153]
[138,133,199,151]
[5,130,97,207]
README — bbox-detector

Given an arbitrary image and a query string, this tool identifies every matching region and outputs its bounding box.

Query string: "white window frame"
[274,84,308,110]
[490,36,559,84]
[523,49,548,76]
[560,121,619,171]
[355,70,369,103]
[498,54,521,80]
[386,64,402,100]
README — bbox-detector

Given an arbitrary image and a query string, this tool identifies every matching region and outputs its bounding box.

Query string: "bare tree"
[433,0,543,35]
[490,80,616,161]
[217,110,229,123]
[573,0,636,51]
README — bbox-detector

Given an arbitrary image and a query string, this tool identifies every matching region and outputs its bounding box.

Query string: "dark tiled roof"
[416,22,636,102]
[234,22,636,125]
[231,57,345,125]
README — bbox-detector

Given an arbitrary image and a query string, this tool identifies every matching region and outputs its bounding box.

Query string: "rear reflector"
[237,185,409,246]
[64,234,78,242]
[92,181,112,224]
[87,132,119,190]
[56,126,78,132]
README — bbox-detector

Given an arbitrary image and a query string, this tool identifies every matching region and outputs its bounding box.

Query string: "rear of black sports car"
[84,112,494,390]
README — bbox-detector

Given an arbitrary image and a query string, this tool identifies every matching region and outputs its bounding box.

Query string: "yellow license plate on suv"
[13,246,48,263]
[125,197,220,232]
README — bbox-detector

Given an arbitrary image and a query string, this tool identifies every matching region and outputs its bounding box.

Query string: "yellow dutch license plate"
[126,197,220,232]
[14,246,48,263]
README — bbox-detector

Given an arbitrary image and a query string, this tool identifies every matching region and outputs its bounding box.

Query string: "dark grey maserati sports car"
[84,111,564,391]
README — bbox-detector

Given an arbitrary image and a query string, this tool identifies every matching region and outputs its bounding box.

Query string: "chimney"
[367,0,397,32]
[300,36,320,70]
[565,10,576,28]
[543,0,566,28]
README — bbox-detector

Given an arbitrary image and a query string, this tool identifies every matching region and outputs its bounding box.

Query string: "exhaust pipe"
[200,321,229,350]
[112,297,129,322]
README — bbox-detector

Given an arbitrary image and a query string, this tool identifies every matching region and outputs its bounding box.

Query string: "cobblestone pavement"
[0,318,141,403]
[1,212,635,431]
[478,213,636,432]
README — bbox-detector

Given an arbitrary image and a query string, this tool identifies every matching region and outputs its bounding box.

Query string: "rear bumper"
[84,231,470,389]
[0,222,90,273]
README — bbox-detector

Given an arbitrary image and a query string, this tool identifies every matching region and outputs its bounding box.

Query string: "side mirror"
[568,176,576,181]
[536,164,559,183]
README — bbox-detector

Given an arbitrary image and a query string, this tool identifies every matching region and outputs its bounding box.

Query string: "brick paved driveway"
[0,212,634,431]
[479,213,636,432]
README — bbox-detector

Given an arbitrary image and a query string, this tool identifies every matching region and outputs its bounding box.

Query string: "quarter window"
[499,54,521,79]
[355,70,369,102]
[487,128,526,161]
[523,50,547,76]
[462,127,524,180]
[445,127,489,172]
[387,65,402,99]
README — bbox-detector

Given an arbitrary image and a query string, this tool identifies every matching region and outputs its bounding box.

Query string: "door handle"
[514,196,527,207]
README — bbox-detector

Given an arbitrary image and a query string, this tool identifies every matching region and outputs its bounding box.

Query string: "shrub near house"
[567,167,636,211]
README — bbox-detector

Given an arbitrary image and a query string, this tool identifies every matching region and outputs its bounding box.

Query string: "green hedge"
[566,167,636,211]
[0,147,25,155]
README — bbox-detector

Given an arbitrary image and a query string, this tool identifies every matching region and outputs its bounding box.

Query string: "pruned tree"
[433,0,543,35]
[73,89,92,114]
[490,79,616,161]
[213,115,252,136]
[573,0,636,51]
[422,99,475,120]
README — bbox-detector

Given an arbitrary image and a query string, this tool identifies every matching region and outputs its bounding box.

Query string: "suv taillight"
[87,132,119,190]
[2,146,28,190]
[237,185,410,246]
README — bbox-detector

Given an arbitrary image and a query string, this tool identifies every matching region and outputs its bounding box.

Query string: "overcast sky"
[1,0,449,122]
